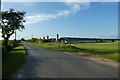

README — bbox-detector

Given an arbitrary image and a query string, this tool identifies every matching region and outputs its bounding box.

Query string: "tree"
[21,38,25,41]
[1,8,26,49]
[31,38,37,43]
[112,39,115,42]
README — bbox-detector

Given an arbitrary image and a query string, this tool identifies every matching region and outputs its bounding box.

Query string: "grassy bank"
[2,44,27,78]
[27,41,119,62]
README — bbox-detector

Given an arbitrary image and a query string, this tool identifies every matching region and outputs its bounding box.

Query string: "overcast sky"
[1,1,118,40]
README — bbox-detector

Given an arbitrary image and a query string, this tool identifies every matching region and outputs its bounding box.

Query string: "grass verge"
[0,42,2,46]
[2,44,27,78]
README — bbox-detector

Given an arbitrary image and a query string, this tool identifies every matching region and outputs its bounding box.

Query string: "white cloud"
[24,0,117,25]
[25,14,58,24]
[57,10,71,16]
[66,2,90,13]
[25,2,90,25]
[72,4,81,13]
[25,10,71,24]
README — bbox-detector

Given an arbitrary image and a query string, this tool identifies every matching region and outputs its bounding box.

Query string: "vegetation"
[0,41,2,46]
[71,42,118,53]
[1,8,26,52]
[2,44,27,78]
[1,9,27,78]
[32,42,80,52]
[21,38,26,41]
[71,42,119,61]
[26,40,119,62]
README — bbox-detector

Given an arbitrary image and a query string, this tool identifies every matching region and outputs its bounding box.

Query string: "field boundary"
[65,52,119,67]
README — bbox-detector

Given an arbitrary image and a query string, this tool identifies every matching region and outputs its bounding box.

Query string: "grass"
[31,42,80,52]
[27,41,119,62]
[2,44,27,78]
[71,42,118,53]
[0,41,2,46]
[71,42,119,61]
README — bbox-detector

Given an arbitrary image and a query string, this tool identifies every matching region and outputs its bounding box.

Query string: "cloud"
[3,0,118,25]
[25,14,58,24]
[25,10,71,24]
[25,1,90,25]
[57,10,71,16]
[27,0,116,25]
[72,4,81,13]
[66,2,90,13]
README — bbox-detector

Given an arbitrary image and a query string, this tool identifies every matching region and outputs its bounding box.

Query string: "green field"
[28,41,119,62]
[2,45,27,78]
[71,42,119,61]
[71,42,118,53]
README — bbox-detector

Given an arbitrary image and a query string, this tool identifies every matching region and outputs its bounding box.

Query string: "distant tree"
[1,8,26,49]
[31,38,36,43]
[21,38,25,41]
[112,39,115,42]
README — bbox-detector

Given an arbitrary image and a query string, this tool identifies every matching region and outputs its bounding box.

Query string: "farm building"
[49,38,56,42]
[59,37,114,43]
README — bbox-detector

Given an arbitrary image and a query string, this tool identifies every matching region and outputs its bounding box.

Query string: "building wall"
[63,38,112,43]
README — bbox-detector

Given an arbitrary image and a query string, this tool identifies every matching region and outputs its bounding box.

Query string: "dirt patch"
[64,52,119,68]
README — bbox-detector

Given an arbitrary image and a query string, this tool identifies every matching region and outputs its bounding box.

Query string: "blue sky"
[1,2,118,39]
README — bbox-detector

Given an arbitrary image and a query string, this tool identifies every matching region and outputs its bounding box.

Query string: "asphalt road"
[13,43,118,78]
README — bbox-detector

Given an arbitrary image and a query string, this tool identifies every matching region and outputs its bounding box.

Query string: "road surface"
[13,43,118,78]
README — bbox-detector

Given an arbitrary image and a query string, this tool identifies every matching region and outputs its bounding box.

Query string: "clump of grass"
[2,44,27,78]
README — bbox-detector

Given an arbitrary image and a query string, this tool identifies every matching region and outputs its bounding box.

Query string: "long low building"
[59,37,117,43]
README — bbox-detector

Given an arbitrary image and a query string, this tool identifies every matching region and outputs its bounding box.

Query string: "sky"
[1,1,118,40]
